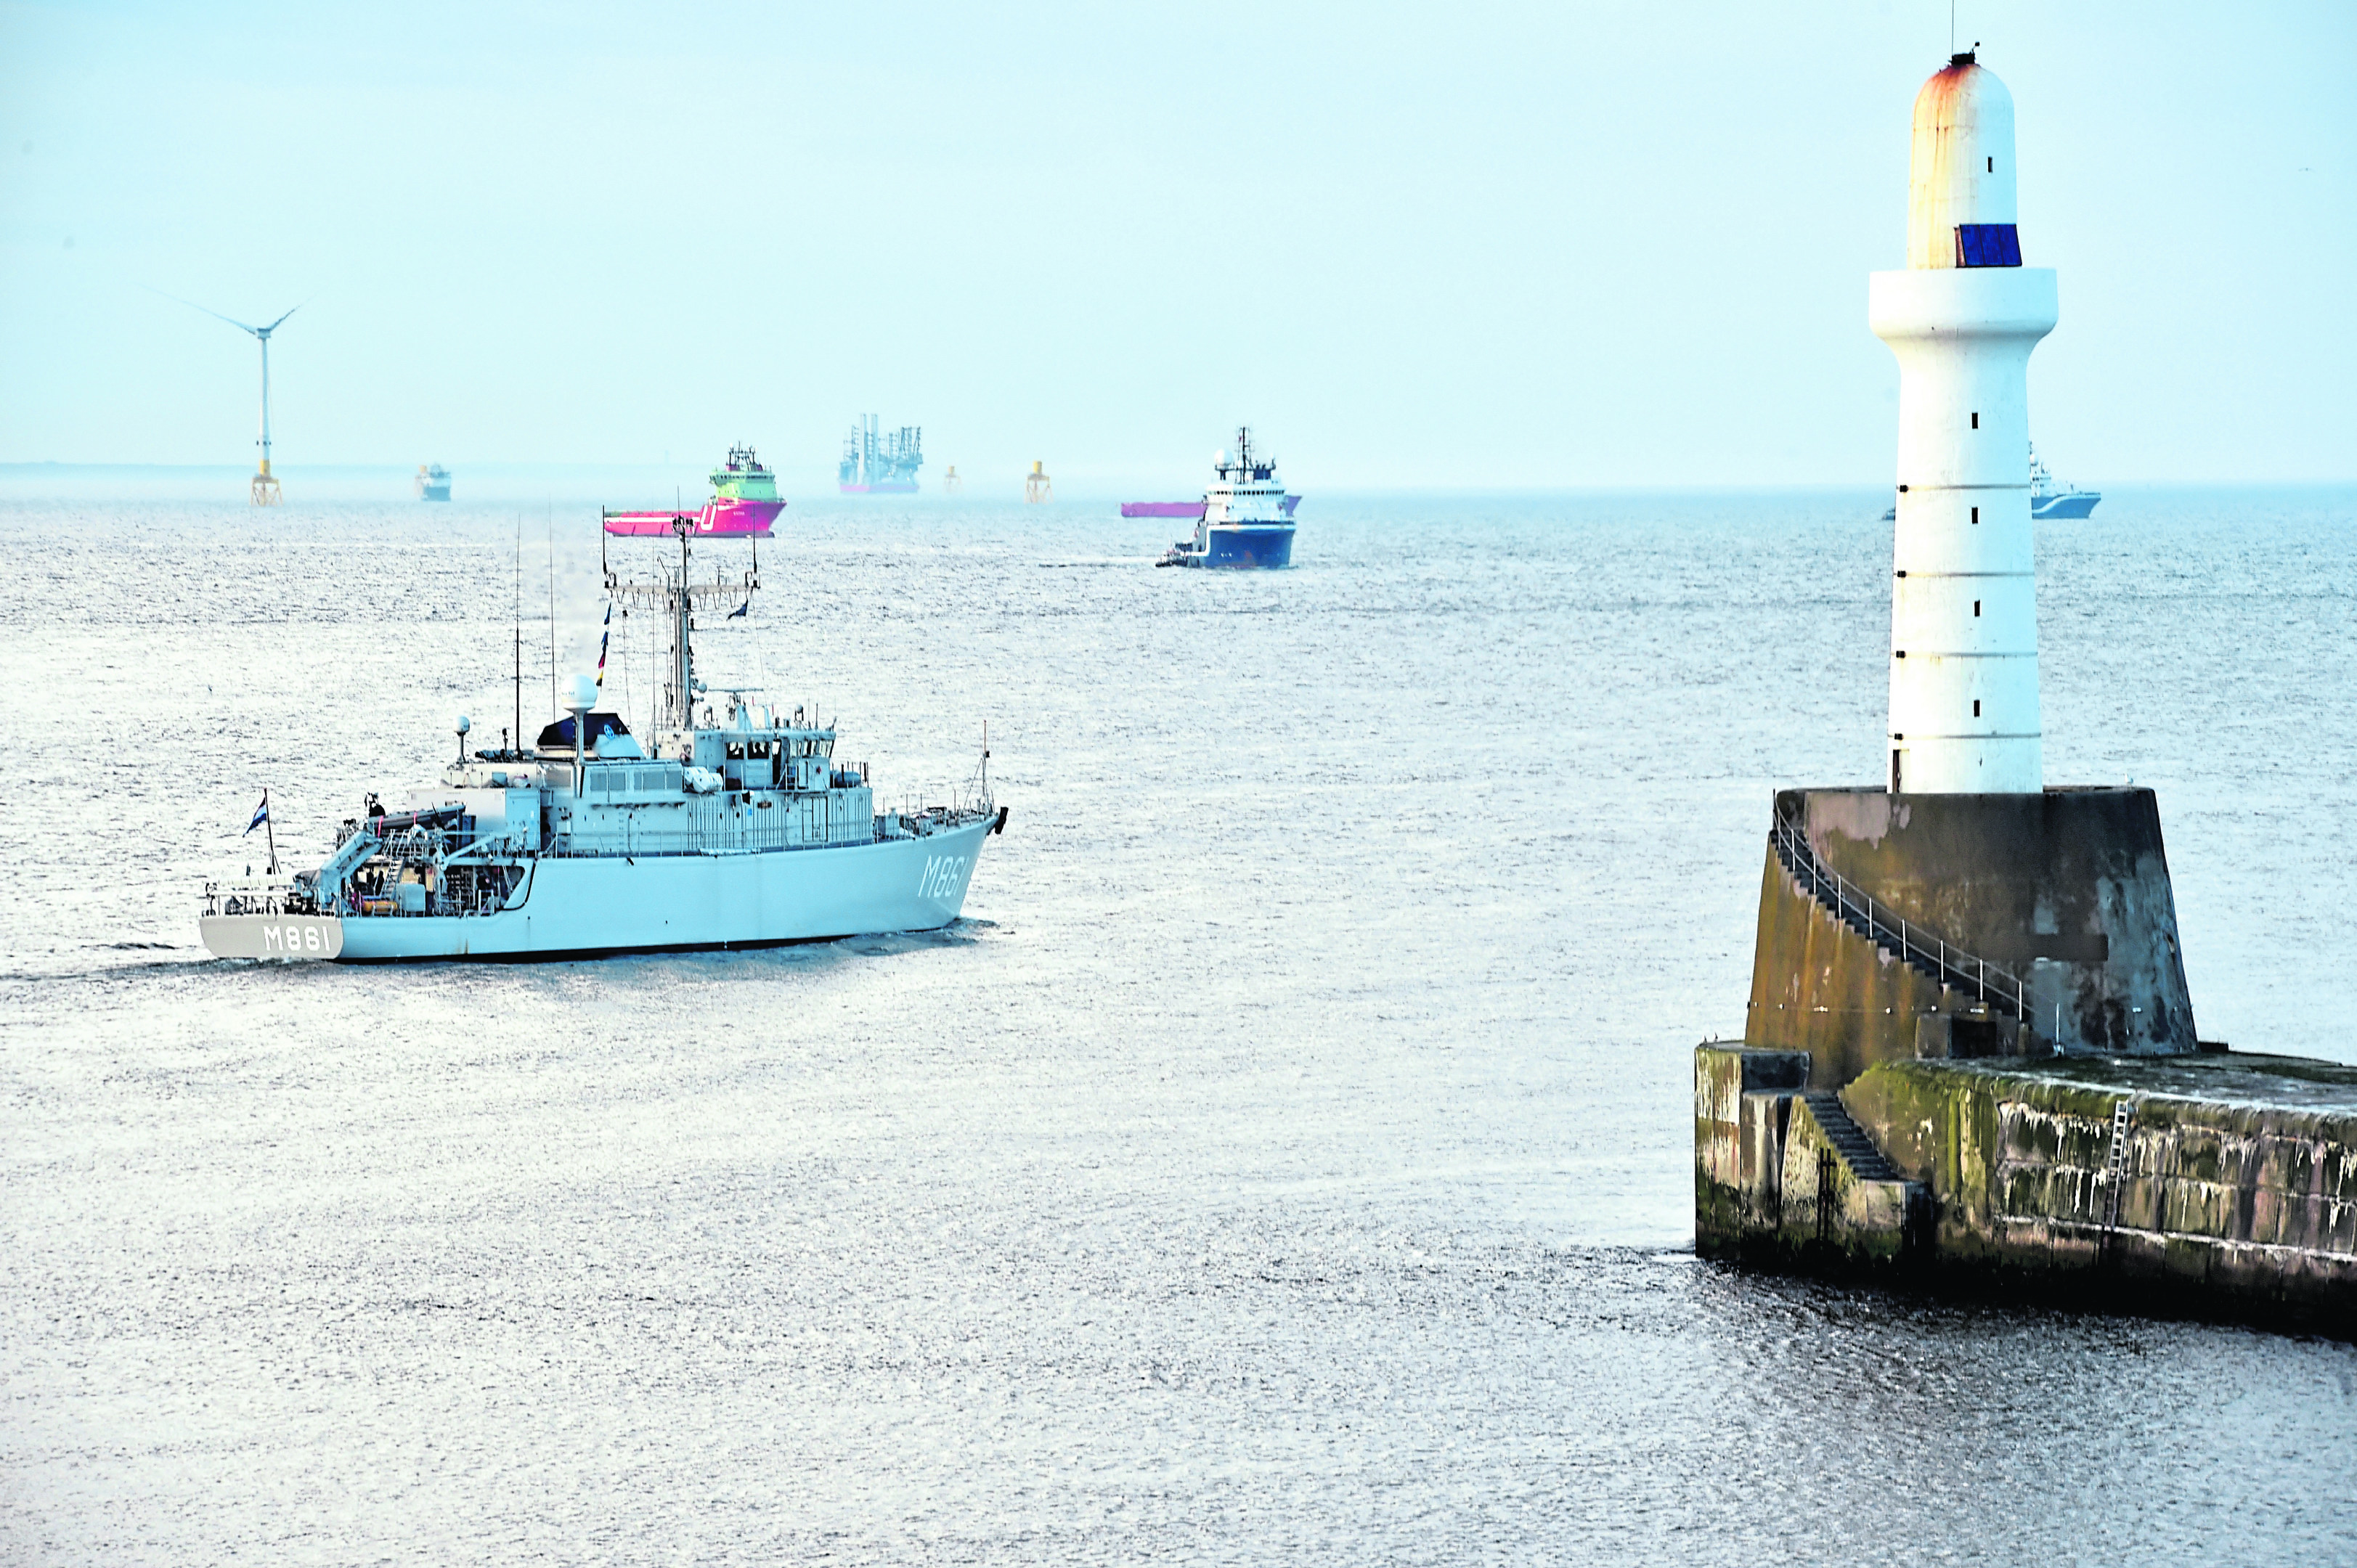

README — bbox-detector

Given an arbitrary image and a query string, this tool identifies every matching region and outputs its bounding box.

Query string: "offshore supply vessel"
[605,445,784,536]
[1157,428,1296,569]
[198,507,1005,963]
[839,417,922,494]
[1884,442,2098,523]
[415,464,452,502]
[2029,444,2100,518]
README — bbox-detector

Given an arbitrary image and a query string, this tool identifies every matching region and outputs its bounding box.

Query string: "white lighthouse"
[1870,52,2056,795]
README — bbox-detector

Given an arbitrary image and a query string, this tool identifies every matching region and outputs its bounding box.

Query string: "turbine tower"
[178,298,300,505]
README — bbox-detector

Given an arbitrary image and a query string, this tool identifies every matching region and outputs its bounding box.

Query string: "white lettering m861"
[918,856,969,899]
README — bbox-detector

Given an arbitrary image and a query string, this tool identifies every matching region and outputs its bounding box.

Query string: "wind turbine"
[169,295,301,505]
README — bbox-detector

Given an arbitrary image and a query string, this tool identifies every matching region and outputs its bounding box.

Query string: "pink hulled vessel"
[603,445,783,536]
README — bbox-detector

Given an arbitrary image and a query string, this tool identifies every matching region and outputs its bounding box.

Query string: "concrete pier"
[1696,1044,2357,1334]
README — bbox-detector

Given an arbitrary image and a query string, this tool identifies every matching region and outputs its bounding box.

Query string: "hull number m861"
[919,855,969,899]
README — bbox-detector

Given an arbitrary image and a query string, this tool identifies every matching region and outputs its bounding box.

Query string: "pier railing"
[1768,812,2032,1025]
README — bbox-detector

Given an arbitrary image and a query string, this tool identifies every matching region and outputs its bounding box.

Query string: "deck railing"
[1768,813,2032,1024]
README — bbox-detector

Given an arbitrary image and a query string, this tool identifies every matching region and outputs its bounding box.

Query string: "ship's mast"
[603,512,759,746]
[674,515,694,732]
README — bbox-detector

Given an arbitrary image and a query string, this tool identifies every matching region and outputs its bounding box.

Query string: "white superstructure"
[1870,52,2056,796]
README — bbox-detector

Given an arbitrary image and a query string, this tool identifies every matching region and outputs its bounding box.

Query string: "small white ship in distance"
[2029,444,2099,518]
[415,464,452,502]
[1881,442,2097,522]
[199,513,1006,962]
[1157,427,1295,569]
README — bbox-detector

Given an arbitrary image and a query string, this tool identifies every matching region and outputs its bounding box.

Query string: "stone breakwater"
[1696,1046,2357,1336]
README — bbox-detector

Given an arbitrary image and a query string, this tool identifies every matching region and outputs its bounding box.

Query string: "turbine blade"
[142,284,261,336]
[261,303,301,333]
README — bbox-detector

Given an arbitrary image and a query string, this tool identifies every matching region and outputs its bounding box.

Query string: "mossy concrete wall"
[1842,1056,2357,1331]
[1700,1043,2357,1334]
[1696,1046,1807,1246]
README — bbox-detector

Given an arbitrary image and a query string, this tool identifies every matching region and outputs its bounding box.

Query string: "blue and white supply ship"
[199,513,1006,962]
[1157,427,1295,569]
[2029,444,2099,518]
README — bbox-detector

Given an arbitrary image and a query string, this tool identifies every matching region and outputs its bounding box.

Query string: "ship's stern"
[200,912,346,960]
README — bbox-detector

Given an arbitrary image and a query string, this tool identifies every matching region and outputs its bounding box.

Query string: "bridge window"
[1971,506,1979,524]
[1974,700,1982,716]
[1974,600,1982,616]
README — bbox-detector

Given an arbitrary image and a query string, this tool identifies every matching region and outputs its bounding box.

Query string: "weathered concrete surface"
[1695,1045,1928,1272]
[1743,844,2008,1090]
[1842,1054,2357,1333]
[1696,1046,1808,1246]
[1776,1094,1923,1265]
[1699,1043,2357,1336]
[1782,787,2197,1055]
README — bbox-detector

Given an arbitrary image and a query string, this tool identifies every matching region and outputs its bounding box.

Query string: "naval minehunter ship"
[1156,428,1295,569]
[198,506,1006,963]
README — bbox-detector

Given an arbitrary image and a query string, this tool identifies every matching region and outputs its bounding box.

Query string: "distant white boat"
[2029,445,2099,518]
[1157,426,1297,569]
[1878,443,2100,523]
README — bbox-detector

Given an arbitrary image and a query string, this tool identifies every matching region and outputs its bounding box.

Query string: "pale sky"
[2,0,2350,490]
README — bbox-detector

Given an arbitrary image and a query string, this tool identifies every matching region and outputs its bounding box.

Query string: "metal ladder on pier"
[2099,1099,2134,1259]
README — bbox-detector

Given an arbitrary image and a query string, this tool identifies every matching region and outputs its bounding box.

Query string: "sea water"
[3,487,2353,1563]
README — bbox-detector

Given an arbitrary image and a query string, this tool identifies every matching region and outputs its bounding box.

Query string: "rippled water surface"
[4,486,2354,1563]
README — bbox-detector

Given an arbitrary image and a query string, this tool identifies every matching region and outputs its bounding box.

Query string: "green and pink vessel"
[603,445,784,536]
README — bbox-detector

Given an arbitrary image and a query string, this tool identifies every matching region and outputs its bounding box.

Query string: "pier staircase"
[1768,813,2033,1037]
[1802,1091,1902,1183]
[1800,1089,1894,1174]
